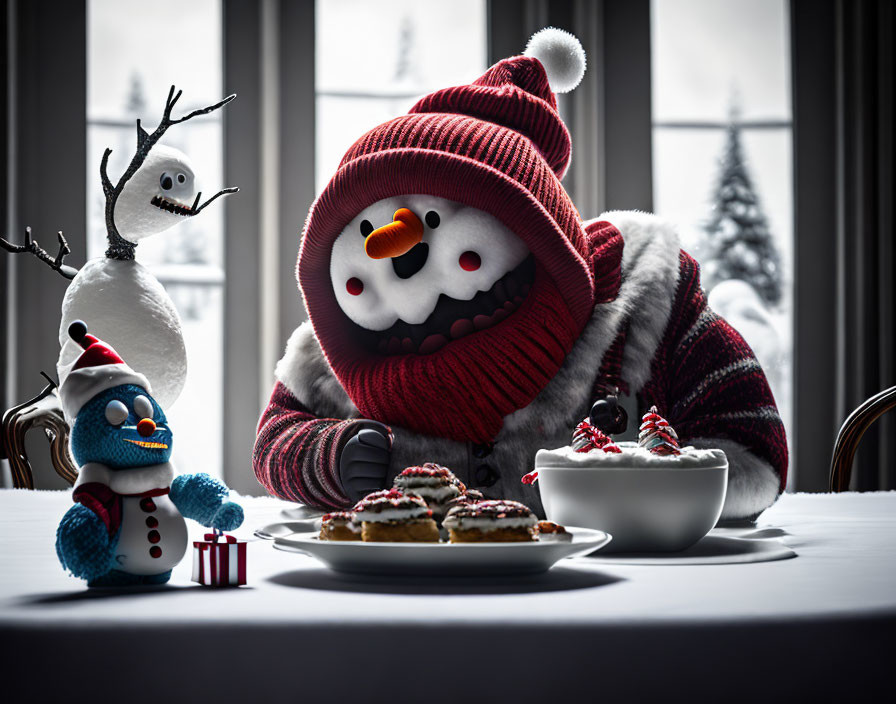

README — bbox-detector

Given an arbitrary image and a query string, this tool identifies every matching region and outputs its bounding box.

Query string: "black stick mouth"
[150,195,194,216]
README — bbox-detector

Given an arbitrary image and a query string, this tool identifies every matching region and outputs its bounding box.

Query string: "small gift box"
[192,531,247,587]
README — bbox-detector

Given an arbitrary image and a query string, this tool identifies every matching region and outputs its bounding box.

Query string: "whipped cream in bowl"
[535,441,728,553]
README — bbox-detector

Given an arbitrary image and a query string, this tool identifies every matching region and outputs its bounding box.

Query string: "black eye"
[176,173,186,184]
[425,211,440,229]
[160,174,173,190]
[360,220,374,237]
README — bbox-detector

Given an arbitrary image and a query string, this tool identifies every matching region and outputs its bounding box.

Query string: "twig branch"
[0,227,77,279]
[99,148,114,196]
[190,187,241,215]
[103,85,238,260]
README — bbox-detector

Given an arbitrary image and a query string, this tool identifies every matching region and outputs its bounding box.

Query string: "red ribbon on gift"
[193,531,246,587]
[204,532,237,543]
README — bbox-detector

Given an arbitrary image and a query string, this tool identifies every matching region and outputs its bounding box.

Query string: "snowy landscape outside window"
[315,0,487,193]
[87,0,224,478]
[651,0,794,486]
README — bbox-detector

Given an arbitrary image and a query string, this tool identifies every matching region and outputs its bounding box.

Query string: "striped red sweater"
[254,212,787,519]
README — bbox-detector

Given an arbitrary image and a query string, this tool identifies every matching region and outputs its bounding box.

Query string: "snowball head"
[57,258,187,411]
[113,144,197,243]
[524,27,586,94]
[330,194,529,330]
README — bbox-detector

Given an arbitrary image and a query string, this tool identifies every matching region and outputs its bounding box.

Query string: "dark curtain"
[793,0,895,491]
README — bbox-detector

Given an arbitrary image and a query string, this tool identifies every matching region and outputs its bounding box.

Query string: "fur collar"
[74,461,175,495]
[689,438,780,520]
[276,210,682,421]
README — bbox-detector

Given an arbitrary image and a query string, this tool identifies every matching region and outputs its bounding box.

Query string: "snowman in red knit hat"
[255,28,787,522]
[56,321,243,586]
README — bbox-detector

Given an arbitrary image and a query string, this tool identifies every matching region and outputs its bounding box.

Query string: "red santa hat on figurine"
[58,320,150,422]
[299,28,623,443]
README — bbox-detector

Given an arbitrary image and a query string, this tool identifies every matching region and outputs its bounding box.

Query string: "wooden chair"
[830,386,896,491]
[1,375,77,489]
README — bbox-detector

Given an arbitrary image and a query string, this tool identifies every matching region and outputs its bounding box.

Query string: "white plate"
[583,533,796,565]
[255,519,321,540]
[273,527,612,576]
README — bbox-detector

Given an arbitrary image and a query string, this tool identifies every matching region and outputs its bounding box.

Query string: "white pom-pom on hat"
[524,27,586,94]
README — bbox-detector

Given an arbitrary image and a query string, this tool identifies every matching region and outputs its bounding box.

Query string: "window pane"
[315,0,487,192]
[651,0,794,487]
[652,0,791,122]
[87,0,224,478]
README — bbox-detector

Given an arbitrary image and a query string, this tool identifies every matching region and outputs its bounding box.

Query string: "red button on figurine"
[140,498,156,512]
[149,546,162,559]
[145,516,158,528]
[147,530,161,544]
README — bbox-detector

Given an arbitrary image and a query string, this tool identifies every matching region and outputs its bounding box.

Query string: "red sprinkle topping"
[521,469,539,484]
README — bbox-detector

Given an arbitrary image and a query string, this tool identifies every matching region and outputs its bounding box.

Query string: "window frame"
[222,0,314,494]
[4,0,88,487]
[3,0,857,494]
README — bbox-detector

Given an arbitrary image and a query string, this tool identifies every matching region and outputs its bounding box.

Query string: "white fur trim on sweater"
[59,363,151,423]
[599,210,682,394]
[275,323,358,419]
[74,461,175,494]
[689,437,781,520]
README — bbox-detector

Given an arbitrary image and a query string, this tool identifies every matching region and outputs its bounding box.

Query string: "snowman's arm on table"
[169,473,244,531]
[55,504,117,581]
[254,381,388,510]
[645,251,788,521]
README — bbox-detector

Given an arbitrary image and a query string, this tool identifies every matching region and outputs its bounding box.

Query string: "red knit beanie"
[299,29,623,441]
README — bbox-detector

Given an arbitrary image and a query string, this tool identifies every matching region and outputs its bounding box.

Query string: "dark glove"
[339,421,392,503]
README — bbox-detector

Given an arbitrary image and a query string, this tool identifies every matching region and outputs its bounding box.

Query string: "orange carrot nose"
[137,419,156,437]
[364,208,424,259]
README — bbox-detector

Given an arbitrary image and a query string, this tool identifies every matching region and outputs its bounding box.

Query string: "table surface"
[2,489,895,703]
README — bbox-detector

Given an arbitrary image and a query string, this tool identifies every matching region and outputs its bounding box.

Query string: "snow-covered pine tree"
[701,117,783,306]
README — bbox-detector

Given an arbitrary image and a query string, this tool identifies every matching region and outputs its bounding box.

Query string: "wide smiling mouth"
[361,254,536,356]
[150,195,193,216]
[123,438,169,450]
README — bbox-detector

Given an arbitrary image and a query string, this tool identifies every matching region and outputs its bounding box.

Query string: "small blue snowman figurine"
[56,320,243,587]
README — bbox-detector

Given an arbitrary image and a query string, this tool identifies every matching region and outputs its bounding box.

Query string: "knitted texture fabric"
[55,504,116,581]
[298,55,620,441]
[170,473,244,530]
[638,252,788,490]
[70,384,171,468]
[254,389,361,507]
[254,251,788,510]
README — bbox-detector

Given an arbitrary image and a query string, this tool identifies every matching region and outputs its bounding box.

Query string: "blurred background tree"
[700,105,783,307]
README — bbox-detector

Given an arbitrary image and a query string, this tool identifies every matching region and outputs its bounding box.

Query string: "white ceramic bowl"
[536,445,728,552]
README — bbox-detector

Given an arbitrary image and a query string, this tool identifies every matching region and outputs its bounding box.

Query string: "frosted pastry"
[535,520,572,543]
[393,463,464,521]
[442,500,537,543]
[319,511,361,541]
[352,489,440,542]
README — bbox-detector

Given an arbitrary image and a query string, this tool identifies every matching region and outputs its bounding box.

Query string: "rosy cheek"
[346,277,364,295]
[459,251,481,272]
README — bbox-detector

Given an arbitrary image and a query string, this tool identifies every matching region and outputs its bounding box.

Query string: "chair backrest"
[830,386,896,491]
[1,382,77,489]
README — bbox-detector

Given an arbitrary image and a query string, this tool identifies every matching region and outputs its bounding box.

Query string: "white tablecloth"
[1,490,894,703]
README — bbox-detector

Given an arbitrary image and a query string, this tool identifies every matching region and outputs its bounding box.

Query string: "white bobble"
[524,27,586,94]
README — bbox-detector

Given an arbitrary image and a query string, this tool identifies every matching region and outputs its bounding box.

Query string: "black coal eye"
[425,211,440,229]
[360,220,374,237]
[176,173,186,184]
[160,174,173,190]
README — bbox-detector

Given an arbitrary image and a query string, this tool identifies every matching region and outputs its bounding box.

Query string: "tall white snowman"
[2,86,237,415]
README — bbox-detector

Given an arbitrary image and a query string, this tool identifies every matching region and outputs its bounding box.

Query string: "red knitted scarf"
[329,266,581,443]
